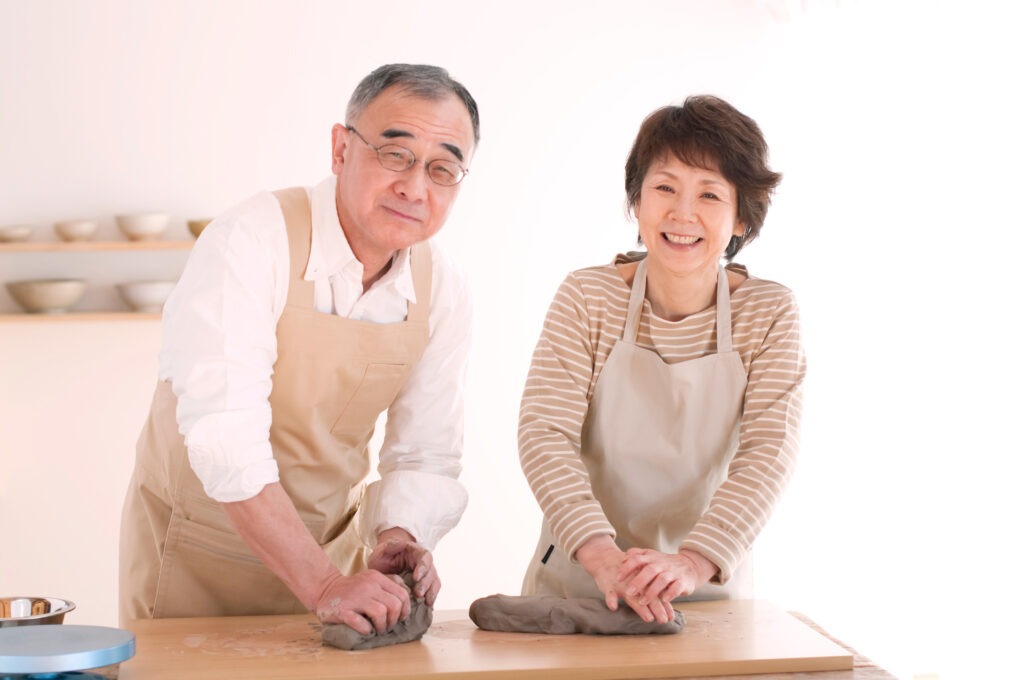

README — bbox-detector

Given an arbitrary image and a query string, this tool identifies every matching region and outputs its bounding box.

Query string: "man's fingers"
[341,611,373,636]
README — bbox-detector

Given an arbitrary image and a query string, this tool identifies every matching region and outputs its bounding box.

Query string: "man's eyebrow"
[380,128,465,163]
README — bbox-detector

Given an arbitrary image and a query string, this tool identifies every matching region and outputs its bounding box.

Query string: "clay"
[469,594,685,635]
[321,573,433,651]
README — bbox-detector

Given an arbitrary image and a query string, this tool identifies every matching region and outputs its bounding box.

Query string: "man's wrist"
[376,526,416,546]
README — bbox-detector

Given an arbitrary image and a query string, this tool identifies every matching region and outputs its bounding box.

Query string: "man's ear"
[331,124,349,174]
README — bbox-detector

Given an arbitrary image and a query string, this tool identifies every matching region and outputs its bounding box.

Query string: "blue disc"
[0,625,134,674]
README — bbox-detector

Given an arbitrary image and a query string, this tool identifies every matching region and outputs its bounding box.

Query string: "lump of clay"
[469,594,684,635]
[322,573,433,650]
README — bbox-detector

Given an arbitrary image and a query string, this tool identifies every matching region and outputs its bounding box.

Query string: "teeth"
[664,233,699,245]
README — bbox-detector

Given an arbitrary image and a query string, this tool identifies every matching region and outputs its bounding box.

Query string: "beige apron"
[523,257,751,601]
[119,187,432,621]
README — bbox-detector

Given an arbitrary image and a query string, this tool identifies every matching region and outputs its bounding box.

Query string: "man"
[119,64,479,637]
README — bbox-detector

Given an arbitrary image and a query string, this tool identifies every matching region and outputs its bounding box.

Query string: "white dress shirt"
[159,176,471,550]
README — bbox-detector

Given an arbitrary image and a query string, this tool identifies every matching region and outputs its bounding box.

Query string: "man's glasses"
[346,126,468,187]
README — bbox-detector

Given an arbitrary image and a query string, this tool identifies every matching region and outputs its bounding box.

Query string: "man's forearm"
[221,482,337,609]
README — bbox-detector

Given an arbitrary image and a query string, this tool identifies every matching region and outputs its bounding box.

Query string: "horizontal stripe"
[519,260,805,581]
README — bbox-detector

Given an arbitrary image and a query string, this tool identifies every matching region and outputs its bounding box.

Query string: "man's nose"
[394,164,430,201]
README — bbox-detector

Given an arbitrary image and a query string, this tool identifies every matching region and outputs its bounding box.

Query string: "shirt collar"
[304,176,417,304]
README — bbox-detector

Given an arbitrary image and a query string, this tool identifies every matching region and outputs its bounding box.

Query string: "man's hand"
[367,527,441,606]
[220,484,413,635]
[313,569,411,635]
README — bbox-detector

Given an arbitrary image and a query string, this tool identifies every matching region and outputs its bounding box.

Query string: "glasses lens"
[427,160,464,186]
[376,145,415,172]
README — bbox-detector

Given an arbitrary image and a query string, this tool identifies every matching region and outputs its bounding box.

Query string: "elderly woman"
[519,95,804,625]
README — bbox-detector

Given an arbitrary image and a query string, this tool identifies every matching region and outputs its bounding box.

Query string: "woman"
[519,95,804,625]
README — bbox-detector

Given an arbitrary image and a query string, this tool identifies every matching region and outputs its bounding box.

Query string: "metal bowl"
[0,596,76,627]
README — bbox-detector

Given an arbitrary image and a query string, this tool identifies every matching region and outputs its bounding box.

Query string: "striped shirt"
[518,256,805,584]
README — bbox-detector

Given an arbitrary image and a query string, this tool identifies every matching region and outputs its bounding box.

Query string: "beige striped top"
[518,256,805,584]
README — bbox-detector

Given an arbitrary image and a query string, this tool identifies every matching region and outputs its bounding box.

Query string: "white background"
[2,1,1022,678]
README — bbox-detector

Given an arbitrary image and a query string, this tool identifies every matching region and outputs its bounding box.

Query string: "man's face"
[331,88,475,270]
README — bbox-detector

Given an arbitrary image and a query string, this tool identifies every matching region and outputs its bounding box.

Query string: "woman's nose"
[669,198,697,222]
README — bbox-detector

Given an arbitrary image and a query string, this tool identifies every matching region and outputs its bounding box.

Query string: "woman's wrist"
[574,534,619,573]
[678,548,718,583]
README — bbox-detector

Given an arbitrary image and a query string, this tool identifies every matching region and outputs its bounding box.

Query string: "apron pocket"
[153,510,304,618]
[331,363,409,436]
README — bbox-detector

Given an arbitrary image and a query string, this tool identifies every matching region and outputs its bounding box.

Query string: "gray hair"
[345,64,480,146]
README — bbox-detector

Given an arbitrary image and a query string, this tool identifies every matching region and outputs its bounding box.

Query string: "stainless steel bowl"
[0,596,76,627]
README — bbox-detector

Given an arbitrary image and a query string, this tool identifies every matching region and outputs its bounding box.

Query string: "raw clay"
[469,594,685,635]
[321,573,433,650]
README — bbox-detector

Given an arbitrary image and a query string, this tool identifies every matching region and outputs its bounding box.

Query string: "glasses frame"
[346,126,468,187]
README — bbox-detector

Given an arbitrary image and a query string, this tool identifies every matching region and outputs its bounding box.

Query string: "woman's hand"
[617,548,718,605]
[575,536,675,624]
[367,527,441,606]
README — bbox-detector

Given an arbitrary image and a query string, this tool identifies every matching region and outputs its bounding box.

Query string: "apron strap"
[273,187,316,310]
[623,258,733,353]
[622,257,648,343]
[406,243,432,323]
[715,264,733,353]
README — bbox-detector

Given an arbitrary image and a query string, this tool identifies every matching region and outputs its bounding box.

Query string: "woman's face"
[636,156,744,281]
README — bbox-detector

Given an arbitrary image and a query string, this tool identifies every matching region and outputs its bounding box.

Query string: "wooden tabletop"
[117,599,891,680]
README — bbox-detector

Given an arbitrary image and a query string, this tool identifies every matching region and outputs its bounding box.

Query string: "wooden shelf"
[0,240,194,253]
[0,312,161,322]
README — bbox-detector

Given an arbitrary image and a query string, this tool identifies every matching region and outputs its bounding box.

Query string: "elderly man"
[119,64,479,637]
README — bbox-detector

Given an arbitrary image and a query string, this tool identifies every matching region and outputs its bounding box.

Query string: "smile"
[663,233,700,245]
[383,205,425,222]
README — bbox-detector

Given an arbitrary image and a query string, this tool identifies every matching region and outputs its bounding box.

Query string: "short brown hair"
[624,95,781,259]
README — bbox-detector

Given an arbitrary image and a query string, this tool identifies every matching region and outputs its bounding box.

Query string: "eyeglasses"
[346,126,468,187]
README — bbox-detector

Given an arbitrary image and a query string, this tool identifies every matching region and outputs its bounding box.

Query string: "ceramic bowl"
[5,279,86,314]
[116,212,169,241]
[0,224,34,243]
[54,219,99,242]
[117,280,176,313]
[0,596,76,628]
[187,218,212,239]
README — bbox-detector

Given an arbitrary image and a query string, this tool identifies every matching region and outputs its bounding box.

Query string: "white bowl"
[0,224,34,243]
[117,280,176,313]
[54,219,99,242]
[116,213,169,241]
[6,279,86,314]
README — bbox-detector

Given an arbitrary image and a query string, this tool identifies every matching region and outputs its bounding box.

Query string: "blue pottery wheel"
[0,625,134,675]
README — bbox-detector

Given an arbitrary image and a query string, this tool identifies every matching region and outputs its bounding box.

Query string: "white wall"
[2,1,1021,678]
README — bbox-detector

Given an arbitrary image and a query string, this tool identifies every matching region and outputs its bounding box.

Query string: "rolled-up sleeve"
[357,247,471,550]
[159,192,288,502]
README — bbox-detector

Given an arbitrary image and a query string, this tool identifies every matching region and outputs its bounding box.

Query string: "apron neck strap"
[406,243,432,323]
[274,187,316,310]
[623,258,648,343]
[623,258,733,353]
[715,264,733,353]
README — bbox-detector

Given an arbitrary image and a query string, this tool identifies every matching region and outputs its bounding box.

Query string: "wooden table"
[118,599,894,680]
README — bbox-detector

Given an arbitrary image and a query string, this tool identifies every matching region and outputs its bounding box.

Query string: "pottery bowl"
[187,218,212,239]
[0,596,76,628]
[117,280,177,313]
[54,219,99,242]
[0,224,34,243]
[116,212,169,241]
[5,279,86,314]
